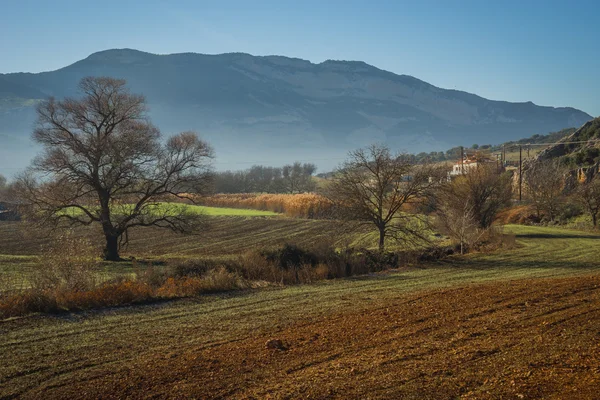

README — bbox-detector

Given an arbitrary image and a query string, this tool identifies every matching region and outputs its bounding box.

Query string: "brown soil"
[23,275,600,400]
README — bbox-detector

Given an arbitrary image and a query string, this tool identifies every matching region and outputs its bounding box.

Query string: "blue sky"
[1,0,599,116]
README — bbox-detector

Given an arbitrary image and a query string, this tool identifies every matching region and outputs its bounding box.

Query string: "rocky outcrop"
[537,118,600,162]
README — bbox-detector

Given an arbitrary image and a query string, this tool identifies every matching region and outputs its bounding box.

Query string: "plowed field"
[1,225,600,399]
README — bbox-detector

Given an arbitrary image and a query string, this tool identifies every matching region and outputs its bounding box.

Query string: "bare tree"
[324,144,445,252]
[524,160,566,221]
[15,77,214,261]
[442,164,513,230]
[574,175,600,227]
[436,198,481,255]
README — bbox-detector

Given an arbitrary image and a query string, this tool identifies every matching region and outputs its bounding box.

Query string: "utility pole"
[502,145,506,166]
[460,146,464,174]
[527,144,530,159]
[519,145,523,202]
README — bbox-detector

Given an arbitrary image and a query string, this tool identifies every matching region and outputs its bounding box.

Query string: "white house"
[449,157,498,177]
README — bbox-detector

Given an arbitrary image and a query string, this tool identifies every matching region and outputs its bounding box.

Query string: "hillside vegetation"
[538,117,600,166]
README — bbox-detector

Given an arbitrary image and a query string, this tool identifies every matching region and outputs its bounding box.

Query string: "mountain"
[0,48,594,174]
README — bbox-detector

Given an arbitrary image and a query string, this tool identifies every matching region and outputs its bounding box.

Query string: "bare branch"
[14,77,214,261]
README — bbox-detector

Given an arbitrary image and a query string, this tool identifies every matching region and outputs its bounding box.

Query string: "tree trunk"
[104,233,121,261]
[593,213,597,228]
[378,226,385,253]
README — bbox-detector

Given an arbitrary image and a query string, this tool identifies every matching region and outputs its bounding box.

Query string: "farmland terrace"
[1,224,600,398]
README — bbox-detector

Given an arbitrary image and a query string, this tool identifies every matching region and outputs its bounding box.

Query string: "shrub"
[134,262,171,288]
[0,290,58,317]
[30,232,100,293]
[168,258,214,278]
[472,227,517,253]
[557,201,584,223]
[235,243,412,283]
[156,268,247,297]
[261,244,319,269]
[196,267,247,293]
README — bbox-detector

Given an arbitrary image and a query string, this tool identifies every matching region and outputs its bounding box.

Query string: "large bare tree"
[324,144,445,252]
[16,77,214,261]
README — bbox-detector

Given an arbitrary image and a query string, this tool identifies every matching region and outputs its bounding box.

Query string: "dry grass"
[496,204,539,224]
[196,193,334,218]
[0,233,251,317]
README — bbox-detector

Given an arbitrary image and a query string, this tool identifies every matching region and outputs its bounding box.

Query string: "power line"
[503,139,600,148]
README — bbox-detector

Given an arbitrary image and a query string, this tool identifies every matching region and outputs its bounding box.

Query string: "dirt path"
[14,275,600,400]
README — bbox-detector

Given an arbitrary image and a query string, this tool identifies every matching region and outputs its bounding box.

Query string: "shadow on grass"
[438,256,600,271]
[44,289,259,323]
[516,233,600,240]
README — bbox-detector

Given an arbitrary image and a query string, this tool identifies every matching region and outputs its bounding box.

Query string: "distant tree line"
[410,127,576,164]
[214,162,317,194]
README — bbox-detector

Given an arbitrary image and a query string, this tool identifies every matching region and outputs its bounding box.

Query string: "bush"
[557,201,584,223]
[156,268,247,297]
[30,232,100,293]
[235,243,427,283]
[134,263,171,288]
[168,258,215,278]
[472,227,517,253]
[261,244,319,269]
[0,239,457,318]
[197,267,247,293]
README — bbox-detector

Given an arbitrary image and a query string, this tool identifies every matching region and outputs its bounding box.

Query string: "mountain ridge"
[0,48,594,174]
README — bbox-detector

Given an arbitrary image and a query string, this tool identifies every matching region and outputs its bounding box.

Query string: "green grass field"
[66,203,281,217]
[0,215,372,289]
[0,215,598,290]
[178,204,279,216]
[1,223,600,398]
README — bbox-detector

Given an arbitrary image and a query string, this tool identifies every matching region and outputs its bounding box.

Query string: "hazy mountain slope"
[0,49,593,173]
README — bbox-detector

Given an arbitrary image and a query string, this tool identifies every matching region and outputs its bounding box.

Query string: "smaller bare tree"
[324,144,446,252]
[574,175,600,227]
[449,164,513,229]
[436,164,511,253]
[524,160,566,221]
[437,198,481,255]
